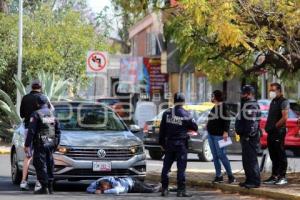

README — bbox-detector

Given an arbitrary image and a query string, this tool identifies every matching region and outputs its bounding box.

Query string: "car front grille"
[63,169,134,176]
[65,148,135,161]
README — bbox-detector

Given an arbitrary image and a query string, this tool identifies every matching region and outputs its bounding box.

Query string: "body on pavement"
[86,176,161,195]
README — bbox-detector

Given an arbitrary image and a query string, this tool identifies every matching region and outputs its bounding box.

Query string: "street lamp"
[16,0,23,115]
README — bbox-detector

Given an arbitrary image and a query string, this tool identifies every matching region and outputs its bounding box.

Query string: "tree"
[97,0,165,53]
[0,2,110,99]
[165,0,300,82]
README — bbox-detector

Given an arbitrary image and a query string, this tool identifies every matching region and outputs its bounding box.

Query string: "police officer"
[235,85,261,189]
[159,93,198,197]
[263,83,289,185]
[25,95,61,194]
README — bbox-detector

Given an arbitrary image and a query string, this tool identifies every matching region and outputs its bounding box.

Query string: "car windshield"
[54,105,127,131]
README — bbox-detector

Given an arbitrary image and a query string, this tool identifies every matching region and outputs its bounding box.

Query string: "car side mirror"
[130,125,141,133]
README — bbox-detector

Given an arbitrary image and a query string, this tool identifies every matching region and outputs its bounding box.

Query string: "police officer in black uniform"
[159,93,198,197]
[263,83,289,185]
[25,95,61,194]
[235,85,261,189]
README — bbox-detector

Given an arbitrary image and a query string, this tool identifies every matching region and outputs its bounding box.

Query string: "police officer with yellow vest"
[25,95,61,194]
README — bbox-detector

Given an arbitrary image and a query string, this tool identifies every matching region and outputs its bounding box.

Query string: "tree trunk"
[0,0,8,13]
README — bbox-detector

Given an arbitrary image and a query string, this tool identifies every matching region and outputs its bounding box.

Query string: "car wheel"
[11,150,22,185]
[198,139,213,162]
[149,150,164,160]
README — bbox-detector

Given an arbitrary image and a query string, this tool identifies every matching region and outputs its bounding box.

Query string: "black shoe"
[239,182,247,187]
[212,176,223,183]
[244,184,260,189]
[177,190,193,197]
[228,175,236,184]
[161,189,169,197]
[48,181,54,194]
[34,186,49,195]
[275,177,288,185]
[263,176,278,185]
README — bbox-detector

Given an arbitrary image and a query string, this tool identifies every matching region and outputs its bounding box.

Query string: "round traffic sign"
[87,52,107,72]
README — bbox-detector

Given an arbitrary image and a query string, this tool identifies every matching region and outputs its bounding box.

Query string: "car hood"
[59,130,142,147]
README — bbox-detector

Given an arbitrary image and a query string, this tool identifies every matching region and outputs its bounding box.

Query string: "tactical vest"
[36,109,56,145]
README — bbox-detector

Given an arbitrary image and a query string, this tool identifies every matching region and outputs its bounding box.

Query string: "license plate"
[93,161,112,172]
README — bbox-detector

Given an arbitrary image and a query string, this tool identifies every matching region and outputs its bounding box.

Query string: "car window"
[55,106,127,131]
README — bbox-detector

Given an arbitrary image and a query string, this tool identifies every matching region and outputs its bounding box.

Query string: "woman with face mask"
[206,90,236,184]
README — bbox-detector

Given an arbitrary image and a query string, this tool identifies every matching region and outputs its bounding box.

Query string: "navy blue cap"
[174,92,185,103]
[241,85,255,95]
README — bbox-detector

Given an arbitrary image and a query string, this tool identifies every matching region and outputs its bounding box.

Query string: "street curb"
[146,172,300,200]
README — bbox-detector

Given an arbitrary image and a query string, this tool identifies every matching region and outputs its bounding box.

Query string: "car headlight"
[56,146,69,154]
[130,145,144,154]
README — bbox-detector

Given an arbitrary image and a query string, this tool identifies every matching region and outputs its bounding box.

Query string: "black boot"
[34,186,49,195]
[177,190,193,197]
[161,188,169,197]
[48,181,54,194]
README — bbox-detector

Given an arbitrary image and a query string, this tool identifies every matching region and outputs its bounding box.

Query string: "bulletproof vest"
[36,109,56,144]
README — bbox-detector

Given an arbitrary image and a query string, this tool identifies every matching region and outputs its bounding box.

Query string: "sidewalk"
[146,170,300,200]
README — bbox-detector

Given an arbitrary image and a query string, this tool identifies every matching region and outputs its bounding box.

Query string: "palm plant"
[0,71,70,141]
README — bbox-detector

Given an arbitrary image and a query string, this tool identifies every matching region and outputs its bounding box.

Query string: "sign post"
[86,51,108,100]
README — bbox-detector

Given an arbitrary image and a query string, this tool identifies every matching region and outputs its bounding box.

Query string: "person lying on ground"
[86,176,161,195]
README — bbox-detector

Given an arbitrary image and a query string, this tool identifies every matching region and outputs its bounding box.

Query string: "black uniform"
[159,105,198,192]
[235,99,261,186]
[20,91,43,128]
[25,104,61,193]
[265,96,289,178]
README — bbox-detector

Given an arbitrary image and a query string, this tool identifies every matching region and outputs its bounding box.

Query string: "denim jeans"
[208,134,233,177]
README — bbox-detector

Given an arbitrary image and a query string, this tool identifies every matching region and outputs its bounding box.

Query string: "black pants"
[131,179,161,193]
[161,143,187,190]
[267,128,287,178]
[241,135,261,186]
[33,143,55,187]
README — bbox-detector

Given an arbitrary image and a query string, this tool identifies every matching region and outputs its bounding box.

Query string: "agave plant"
[0,71,70,141]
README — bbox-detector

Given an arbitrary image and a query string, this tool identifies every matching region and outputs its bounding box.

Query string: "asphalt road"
[0,153,271,199]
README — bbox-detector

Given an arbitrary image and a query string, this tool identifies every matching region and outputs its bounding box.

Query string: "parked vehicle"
[143,103,242,162]
[258,100,300,155]
[11,101,146,184]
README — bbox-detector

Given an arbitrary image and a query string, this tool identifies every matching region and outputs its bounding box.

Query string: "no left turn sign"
[86,51,108,73]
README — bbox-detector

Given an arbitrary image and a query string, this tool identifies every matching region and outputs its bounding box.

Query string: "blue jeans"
[208,134,233,177]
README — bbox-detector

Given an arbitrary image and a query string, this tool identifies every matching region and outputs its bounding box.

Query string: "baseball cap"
[241,85,255,95]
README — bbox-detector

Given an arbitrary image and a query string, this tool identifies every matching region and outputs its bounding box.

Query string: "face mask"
[269,91,277,99]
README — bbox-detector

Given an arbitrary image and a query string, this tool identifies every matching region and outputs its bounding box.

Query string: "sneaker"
[212,176,223,183]
[275,177,288,186]
[263,176,278,185]
[20,180,29,191]
[34,181,42,192]
[228,175,236,184]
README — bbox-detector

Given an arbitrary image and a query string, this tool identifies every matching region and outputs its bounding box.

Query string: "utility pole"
[16,0,23,115]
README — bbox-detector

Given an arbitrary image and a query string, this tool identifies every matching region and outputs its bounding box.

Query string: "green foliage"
[0,71,69,141]
[165,0,300,82]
